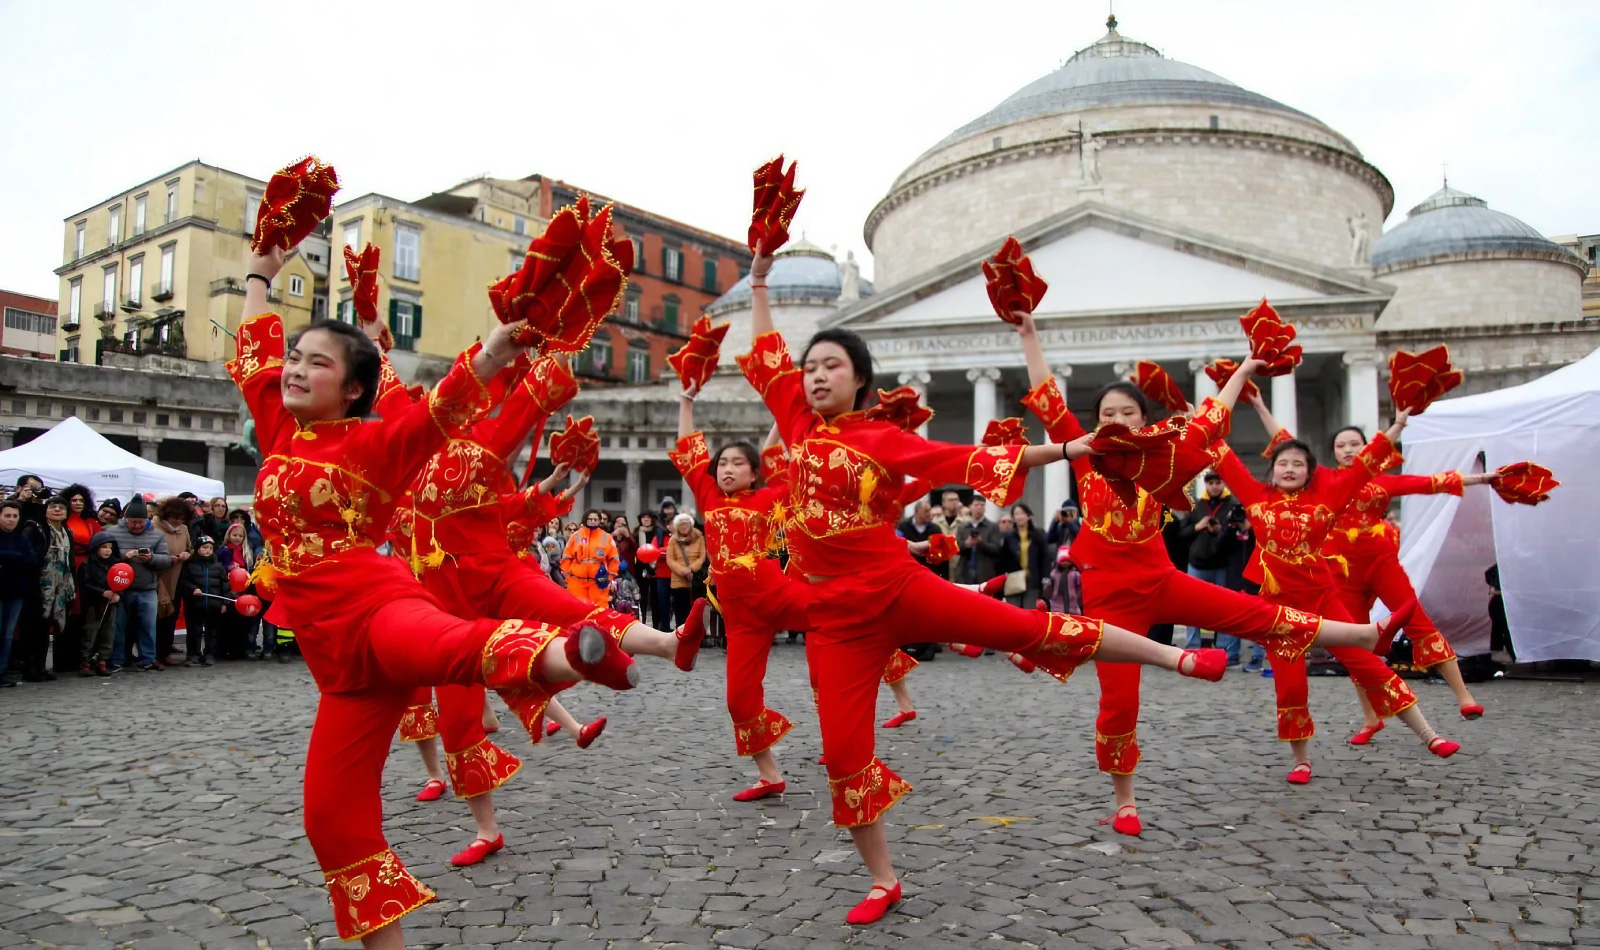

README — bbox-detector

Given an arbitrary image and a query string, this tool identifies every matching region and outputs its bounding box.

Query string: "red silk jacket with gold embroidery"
[226,311,493,691]
[1211,433,1396,596]
[378,356,581,573]
[738,332,1027,580]
[1021,376,1232,573]
[670,432,790,589]
[1321,471,1463,564]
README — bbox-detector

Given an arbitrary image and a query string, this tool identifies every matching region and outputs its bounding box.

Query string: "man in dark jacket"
[953,497,1003,584]
[0,500,39,687]
[99,497,172,671]
[897,501,944,574]
[1178,472,1243,661]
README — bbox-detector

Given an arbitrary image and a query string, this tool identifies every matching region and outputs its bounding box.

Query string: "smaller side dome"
[1372,185,1583,273]
[705,239,872,317]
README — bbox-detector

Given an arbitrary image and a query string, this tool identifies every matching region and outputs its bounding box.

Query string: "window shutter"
[388,297,399,337]
[412,303,423,339]
[661,246,670,279]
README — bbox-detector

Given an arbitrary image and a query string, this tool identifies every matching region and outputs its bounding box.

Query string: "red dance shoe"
[953,643,983,658]
[545,720,562,737]
[1349,721,1385,746]
[415,778,447,802]
[882,710,917,728]
[1460,704,1484,720]
[1007,653,1037,674]
[564,623,638,691]
[1428,736,1460,758]
[817,754,826,766]
[978,575,1006,597]
[1377,599,1418,645]
[576,717,607,749]
[732,779,786,802]
[674,598,708,672]
[1286,763,1312,785]
[846,881,902,925]
[1098,805,1142,837]
[1178,648,1227,682]
[450,834,504,867]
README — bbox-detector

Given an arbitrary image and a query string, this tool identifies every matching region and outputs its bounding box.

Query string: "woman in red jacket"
[1010,313,1405,835]
[741,244,1229,925]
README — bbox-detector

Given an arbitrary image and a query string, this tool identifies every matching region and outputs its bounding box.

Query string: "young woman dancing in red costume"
[740,244,1229,925]
[231,245,643,949]
[1249,401,1498,736]
[1010,314,1403,834]
[1211,411,1460,786]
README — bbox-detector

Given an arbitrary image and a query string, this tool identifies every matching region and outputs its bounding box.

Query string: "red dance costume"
[1212,437,1418,739]
[1020,378,1322,774]
[741,332,1105,827]
[671,435,810,757]
[231,313,579,941]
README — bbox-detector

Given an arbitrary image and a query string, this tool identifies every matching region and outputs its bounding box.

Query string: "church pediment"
[828,202,1392,331]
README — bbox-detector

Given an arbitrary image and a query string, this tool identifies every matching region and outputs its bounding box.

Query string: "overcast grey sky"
[2,0,1596,299]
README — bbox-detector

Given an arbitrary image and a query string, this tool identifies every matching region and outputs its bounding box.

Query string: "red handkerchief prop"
[1131,361,1189,413]
[667,315,730,391]
[488,196,634,351]
[1205,359,1260,403]
[749,155,805,254]
[1388,346,1464,416]
[982,417,1030,447]
[925,532,960,566]
[1492,461,1559,506]
[1238,300,1302,377]
[549,415,601,476]
[252,157,339,253]
[863,387,933,432]
[1089,417,1211,512]
[342,242,390,351]
[982,237,1049,325]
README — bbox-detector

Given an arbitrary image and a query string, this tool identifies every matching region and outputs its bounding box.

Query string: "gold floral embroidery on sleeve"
[1021,377,1070,432]
[525,356,580,414]
[669,432,711,479]
[1190,397,1233,443]
[225,312,285,386]
[1430,471,1465,496]
[736,331,798,398]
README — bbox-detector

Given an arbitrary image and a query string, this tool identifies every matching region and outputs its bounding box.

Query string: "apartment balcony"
[95,301,117,320]
[210,277,279,302]
[151,282,176,302]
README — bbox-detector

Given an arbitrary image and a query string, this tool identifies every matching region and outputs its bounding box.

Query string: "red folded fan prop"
[982,237,1049,325]
[1204,358,1260,403]
[549,415,601,475]
[1131,361,1189,413]
[925,532,960,566]
[1238,300,1302,377]
[342,242,391,350]
[252,156,339,253]
[489,196,633,351]
[1089,417,1211,512]
[1492,461,1559,506]
[667,315,730,391]
[749,155,805,254]
[981,417,1030,447]
[863,386,933,432]
[1388,346,1464,416]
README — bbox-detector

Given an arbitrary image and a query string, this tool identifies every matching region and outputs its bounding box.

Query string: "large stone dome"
[865,16,1392,288]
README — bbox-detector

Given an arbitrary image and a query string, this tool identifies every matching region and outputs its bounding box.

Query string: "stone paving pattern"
[0,645,1593,949]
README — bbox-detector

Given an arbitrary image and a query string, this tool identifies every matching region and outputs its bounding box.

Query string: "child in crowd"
[610,559,641,617]
[77,531,122,676]
[178,535,227,666]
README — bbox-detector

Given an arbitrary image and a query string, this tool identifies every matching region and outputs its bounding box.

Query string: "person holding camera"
[99,497,172,671]
[1179,472,1243,662]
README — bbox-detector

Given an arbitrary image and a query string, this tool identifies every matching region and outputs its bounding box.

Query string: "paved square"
[1,646,1593,948]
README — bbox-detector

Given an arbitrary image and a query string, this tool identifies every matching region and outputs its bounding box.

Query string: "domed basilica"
[568,16,1592,521]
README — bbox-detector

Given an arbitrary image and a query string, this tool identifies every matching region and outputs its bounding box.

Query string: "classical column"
[1189,358,1218,406]
[1043,366,1073,518]
[205,444,227,481]
[139,439,160,462]
[897,370,932,438]
[967,367,1000,444]
[624,461,642,521]
[1343,350,1382,439]
[1271,372,1299,440]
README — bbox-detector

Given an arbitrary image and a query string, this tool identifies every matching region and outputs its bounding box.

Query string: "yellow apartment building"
[53,160,324,365]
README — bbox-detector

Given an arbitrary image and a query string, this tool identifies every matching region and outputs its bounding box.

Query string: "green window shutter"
[388,298,399,337]
[703,259,717,292]
[412,303,423,340]
[661,246,671,279]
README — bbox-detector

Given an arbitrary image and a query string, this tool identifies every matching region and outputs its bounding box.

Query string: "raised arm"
[1015,312,1052,391]
[1245,388,1288,445]
[677,381,699,441]
[474,355,577,462]
[1212,357,1266,412]
[749,244,775,339]
[1315,414,1409,512]
[1210,440,1268,509]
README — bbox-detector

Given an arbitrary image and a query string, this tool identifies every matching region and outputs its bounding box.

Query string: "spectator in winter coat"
[1178,472,1243,658]
[1001,503,1055,608]
[897,501,944,573]
[953,496,1003,584]
[663,513,706,627]
[77,531,121,676]
[153,497,195,665]
[178,536,227,666]
[0,500,39,687]
[99,497,172,671]
[96,499,122,526]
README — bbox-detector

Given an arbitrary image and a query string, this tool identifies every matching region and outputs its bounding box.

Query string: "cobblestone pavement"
[1,644,1594,949]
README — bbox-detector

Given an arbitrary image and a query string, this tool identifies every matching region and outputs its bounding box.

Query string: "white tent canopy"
[1399,346,1600,662]
[0,417,225,505]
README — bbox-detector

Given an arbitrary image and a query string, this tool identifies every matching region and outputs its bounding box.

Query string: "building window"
[245,189,263,235]
[623,285,641,322]
[394,226,421,281]
[626,343,650,383]
[513,216,527,236]
[108,205,121,246]
[156,413,169,427]
[68,279,81,324]
[631,238,645,273]
[702,258,718,292]
[64,342,80,363]
[110,408,123,422]
[159,244,175,295]
[585,332,612,376]
[509,249,523,274]
[165,187,177,223]
[338,299,355,324]
[134,194,147,235]
[102,265,117,316]
[392,299,417,347]
[342,221,361,252]
[74,222,85,259]
[662,246,683,282]
[661,294,680,332]
[312,295,327,321]
[289,275,305,297]
[4,308,57,335]
[127,257,143,306]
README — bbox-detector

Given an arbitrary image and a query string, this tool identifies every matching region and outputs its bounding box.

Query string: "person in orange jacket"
[562,509,620,608]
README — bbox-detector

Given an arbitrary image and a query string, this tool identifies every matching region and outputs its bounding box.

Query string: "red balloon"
[108,563,134,591]
[235,594,263,617]
[228,567,250,593]
[636,543,661,565]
